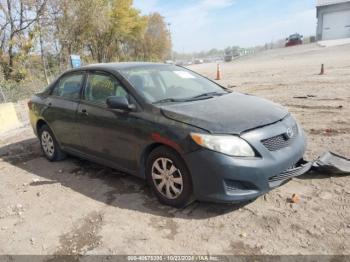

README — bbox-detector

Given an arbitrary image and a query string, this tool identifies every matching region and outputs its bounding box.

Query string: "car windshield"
[119,65,227,103]
[289,34,300,40]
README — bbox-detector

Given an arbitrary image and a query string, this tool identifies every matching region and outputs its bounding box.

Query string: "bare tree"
[0,0,47,79]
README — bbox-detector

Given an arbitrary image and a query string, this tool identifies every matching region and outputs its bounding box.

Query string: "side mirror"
[106,96,135,111]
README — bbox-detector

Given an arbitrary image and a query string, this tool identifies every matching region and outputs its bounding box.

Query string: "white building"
[316,0,350,40]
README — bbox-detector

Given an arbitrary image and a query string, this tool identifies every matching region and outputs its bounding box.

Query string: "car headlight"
[190,133,255,157]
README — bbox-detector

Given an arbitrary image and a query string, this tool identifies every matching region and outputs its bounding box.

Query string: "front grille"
[261,124,298,151]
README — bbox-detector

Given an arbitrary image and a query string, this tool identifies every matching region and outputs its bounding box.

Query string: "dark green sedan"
[28,62,309,207]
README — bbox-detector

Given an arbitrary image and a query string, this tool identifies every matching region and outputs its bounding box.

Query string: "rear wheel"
[39,125,66,161]
[146,146,193,207]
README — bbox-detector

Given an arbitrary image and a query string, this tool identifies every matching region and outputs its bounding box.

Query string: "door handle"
[47,102,52,107]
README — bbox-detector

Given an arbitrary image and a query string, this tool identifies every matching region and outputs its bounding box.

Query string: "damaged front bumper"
[252,151,350,201]
[269,151,350,184]
[254,151,350,199]
[268,161,313,188]
[185,149,350,203]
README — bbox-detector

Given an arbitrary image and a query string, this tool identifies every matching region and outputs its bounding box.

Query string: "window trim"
[50,71,86,101]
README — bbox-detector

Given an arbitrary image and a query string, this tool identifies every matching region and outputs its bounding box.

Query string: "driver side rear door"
[43,71,85,149]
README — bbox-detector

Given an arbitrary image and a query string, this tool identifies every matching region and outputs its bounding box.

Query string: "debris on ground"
[30,238,35,245]
[289,194,301,204]
[239,232,247,238]
[325,128,333,134]
[293,95,317,99]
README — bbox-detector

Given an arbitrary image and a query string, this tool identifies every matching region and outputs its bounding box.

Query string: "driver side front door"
[76,71,141,173]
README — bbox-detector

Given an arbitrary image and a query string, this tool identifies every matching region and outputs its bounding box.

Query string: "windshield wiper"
[154,92,226,104]
[187,92,226,100]
[153,98,186,104]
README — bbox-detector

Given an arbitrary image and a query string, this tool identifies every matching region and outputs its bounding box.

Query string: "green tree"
[0,0,172,83]
[57,0,148,63]
[142,13,171,61]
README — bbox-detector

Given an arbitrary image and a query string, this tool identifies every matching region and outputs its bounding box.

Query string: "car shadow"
[0,138,251,220]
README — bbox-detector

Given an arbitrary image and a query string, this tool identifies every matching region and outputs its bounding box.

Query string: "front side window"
[52,73,84,100]
[84,73,128,104]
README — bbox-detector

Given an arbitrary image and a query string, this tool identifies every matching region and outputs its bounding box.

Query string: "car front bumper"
[183,116,308,203]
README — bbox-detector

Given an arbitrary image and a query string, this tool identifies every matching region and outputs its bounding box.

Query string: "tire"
[146,146,193,208]
[38,124,66,161]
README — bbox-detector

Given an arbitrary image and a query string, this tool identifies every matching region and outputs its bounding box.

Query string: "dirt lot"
[0,43,349,255]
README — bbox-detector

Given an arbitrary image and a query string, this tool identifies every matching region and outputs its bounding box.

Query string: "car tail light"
[27,100,33,110]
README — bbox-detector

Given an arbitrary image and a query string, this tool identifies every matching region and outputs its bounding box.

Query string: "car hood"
[160,92,289,134]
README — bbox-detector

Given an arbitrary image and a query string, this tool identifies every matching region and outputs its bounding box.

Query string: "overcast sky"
[133,0,317,52]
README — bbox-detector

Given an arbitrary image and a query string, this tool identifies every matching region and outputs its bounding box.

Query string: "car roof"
[68,62,171,73]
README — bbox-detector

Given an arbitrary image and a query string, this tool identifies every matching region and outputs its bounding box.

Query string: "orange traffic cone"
[319,64,324,75]
[216,64,221,80]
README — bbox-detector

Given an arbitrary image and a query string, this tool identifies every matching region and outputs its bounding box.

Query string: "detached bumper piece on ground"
[280,151,350,182]
[312,151,350,174]
[272,151,350,187]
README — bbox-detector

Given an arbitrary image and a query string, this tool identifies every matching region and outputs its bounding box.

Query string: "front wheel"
[146,146,193,207]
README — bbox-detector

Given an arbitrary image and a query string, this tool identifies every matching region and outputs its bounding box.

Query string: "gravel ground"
[0,43,349,255]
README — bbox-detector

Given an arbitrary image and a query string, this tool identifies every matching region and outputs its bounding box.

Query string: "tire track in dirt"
[285,104,344,110]
[308,128,350,136]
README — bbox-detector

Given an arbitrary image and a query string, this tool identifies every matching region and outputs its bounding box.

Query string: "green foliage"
[58,0,169,63]
[142,13,171,61]
[0,77,46,102]
[0,0,172,101]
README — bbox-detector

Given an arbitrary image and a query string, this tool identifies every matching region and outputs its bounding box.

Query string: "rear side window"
[84,73,127,104]
[52,73,84,100]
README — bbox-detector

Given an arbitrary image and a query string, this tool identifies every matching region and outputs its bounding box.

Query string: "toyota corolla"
[28,62,310,207]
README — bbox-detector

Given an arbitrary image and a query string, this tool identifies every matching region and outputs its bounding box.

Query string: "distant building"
[237,48,255,56]
[316,0,350,40]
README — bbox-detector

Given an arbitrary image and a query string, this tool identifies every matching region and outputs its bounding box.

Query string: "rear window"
[52,73,84,100]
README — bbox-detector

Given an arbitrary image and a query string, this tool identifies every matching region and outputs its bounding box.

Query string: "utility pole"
[167,22,173,61]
